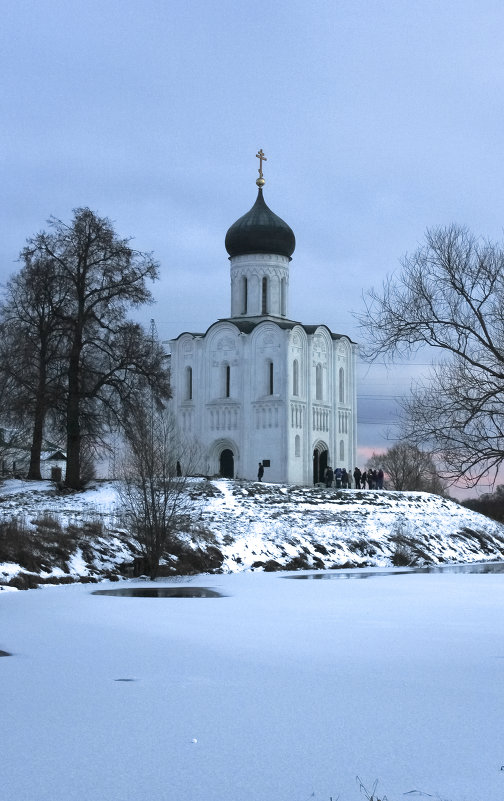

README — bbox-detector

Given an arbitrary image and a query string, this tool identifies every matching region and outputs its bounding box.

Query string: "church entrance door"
[220,449,234,478]
[313,448,328,484]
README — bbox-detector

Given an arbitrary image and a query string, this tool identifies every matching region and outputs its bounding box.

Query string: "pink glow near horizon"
[356,446,502,500]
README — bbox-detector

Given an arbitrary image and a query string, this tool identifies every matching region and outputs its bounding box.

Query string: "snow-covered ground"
[1,479,504,799]
[1,568,503,801]
[2,478,504,587]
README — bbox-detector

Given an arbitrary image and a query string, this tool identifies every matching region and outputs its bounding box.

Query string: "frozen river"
[1,565,503,801]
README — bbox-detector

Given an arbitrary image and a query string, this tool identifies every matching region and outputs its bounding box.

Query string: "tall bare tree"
[0,254,68,478]
[358,224,504,486]
[21,208,169,488]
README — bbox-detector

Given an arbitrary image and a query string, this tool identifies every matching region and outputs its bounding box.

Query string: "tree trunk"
[27,353,47,480]
[27,405,44,480]
[65,343,81,488]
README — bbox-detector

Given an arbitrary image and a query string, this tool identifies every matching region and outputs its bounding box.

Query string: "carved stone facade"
[168,184,357,484]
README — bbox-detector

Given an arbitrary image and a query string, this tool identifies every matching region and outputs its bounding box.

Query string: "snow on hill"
[1,477,504,589]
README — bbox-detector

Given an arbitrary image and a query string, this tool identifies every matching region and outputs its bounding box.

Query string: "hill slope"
[1,478,504,588]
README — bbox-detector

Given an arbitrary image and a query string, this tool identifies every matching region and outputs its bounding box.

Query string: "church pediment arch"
[206,323,241,360]
[312,335,331,370]
[208,437,240,477]
[208,437,240,458]
[312,325,333,349]
[249,321,283,348]
[175,332,196,347]
[336,335,352,358]
[289,325,308,351]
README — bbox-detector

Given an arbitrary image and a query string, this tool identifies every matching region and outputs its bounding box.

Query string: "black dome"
[225,188,295,259]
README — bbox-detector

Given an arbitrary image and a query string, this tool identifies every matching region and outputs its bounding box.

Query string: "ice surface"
[1,569,503,801]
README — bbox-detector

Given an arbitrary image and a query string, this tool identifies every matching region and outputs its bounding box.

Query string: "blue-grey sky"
[3,0,504,491]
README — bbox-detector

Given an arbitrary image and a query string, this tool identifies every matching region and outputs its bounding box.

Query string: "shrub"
[81,517,104,537]
[7,572,40,590]
[284,554,311,571]
[170,544,225,575]
[390,543,415,566]
[0,518,42,572]
[263,559,282,572]
[31,513,63,533]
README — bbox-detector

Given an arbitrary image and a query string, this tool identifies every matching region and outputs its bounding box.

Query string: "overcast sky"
[3,0,504,493]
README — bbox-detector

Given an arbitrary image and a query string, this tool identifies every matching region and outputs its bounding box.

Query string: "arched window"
[293,359,299,396]
[242,276,248,314]
[339,439,345,461]
[185,366,193,400]
[316,364,323,401]
[295,434,301,457]
[267,359,274,395]
[222,363,231,398]
[281,278,286,316]
[262,277,268,315]
[339,367,345,404]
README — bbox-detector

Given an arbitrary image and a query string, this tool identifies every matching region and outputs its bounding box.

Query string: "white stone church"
[168,154,357,484]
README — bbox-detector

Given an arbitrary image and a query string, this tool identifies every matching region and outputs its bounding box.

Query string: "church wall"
[168,334,202,468]
[283,327,359,484]
[169,323,358,486]
[287,326,308,483]
[245,323,287,483]
[306,327,333,481]
[201,324,243,474]
[332,337,358,473]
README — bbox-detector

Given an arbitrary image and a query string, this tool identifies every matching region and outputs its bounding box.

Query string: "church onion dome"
[225,188,296,259]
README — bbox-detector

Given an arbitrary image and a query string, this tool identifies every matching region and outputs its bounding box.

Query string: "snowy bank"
[1,478,504,588]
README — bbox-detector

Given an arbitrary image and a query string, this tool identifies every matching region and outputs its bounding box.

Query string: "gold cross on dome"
[256,149,267,178]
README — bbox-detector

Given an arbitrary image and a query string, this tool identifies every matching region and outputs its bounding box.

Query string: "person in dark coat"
[353,467,361,489]
[257,462,264,481]
[341,468,348,488]
[324,465,334,488]
[361,470,367,489]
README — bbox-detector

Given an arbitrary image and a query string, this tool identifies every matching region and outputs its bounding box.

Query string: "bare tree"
[20,208,169,488]
[0,254,68,478]
[367,443,446,494]
[119,398,200,580]
[67,319,170,478]
[358,224,504,486]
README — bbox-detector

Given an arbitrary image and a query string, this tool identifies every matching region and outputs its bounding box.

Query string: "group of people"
[257,460,385,488]
[324,466,384,490]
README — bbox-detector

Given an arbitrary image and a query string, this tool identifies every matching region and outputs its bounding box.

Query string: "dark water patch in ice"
[92,586,226,598]
[284,561,504,580]
[0,649,11,657]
